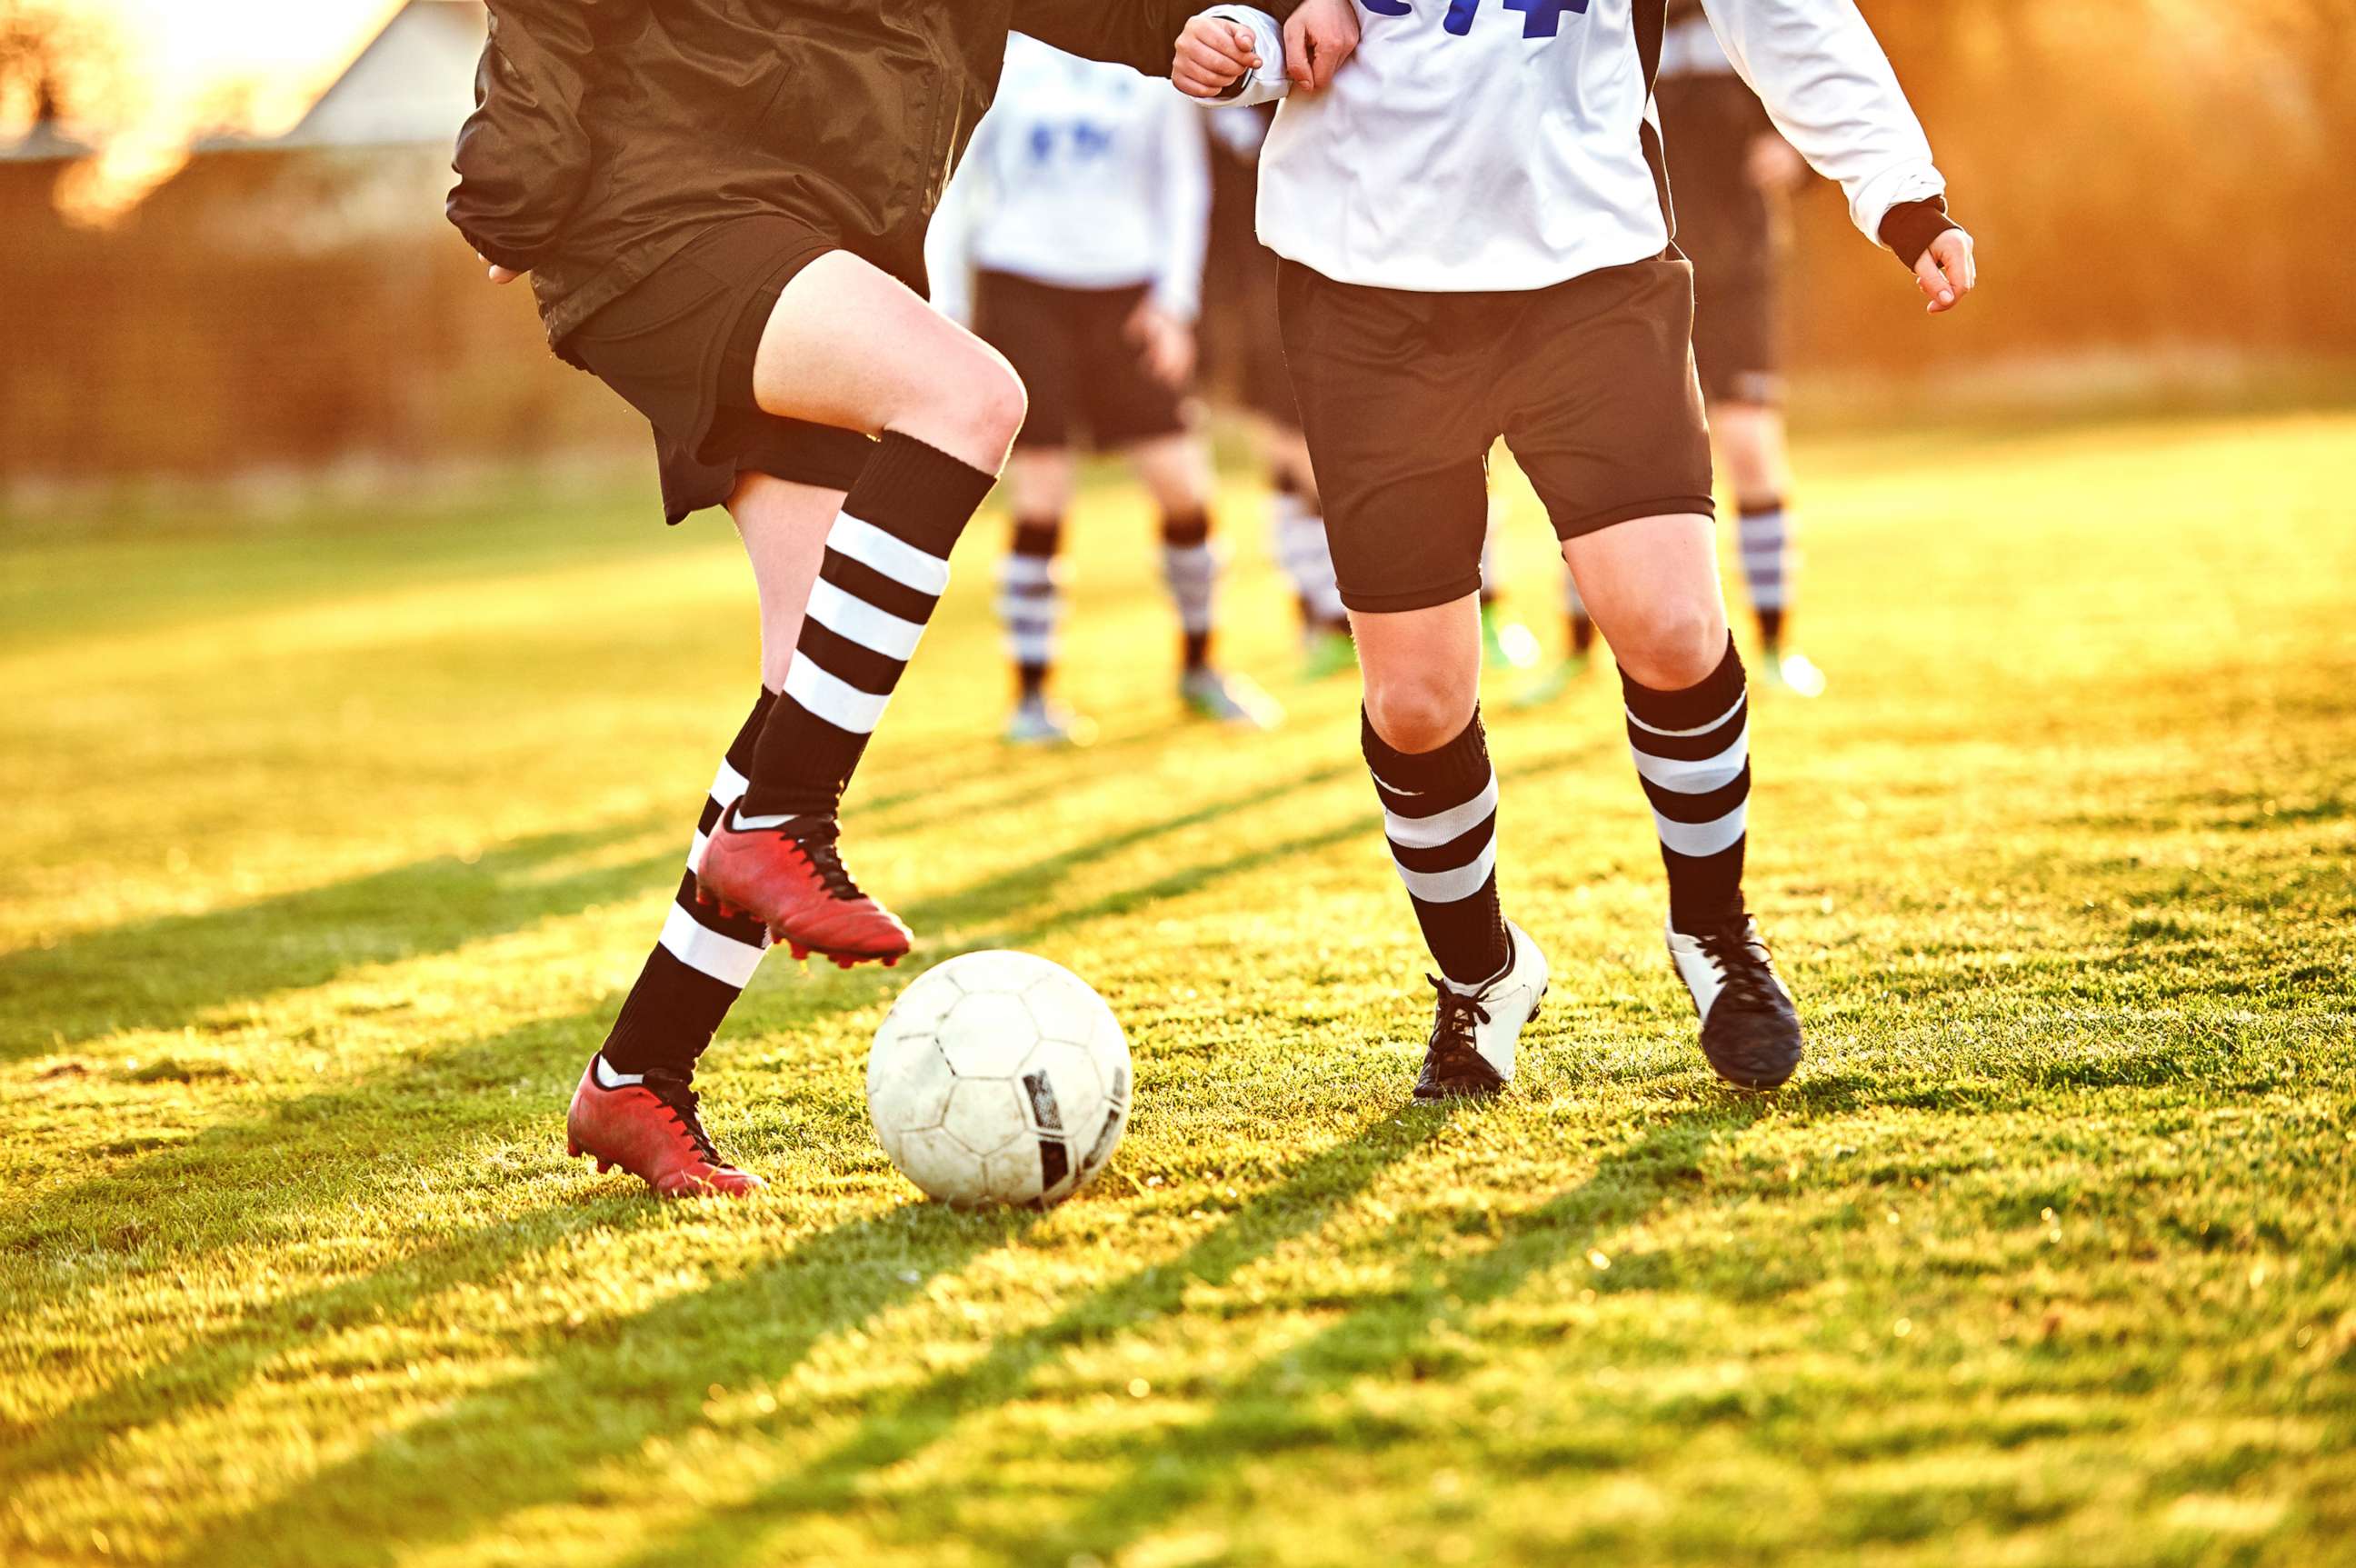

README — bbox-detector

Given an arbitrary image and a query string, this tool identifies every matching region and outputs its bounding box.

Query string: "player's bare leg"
[1353,597,1548,1098]
[569,471,845,1197]
[1563,512,1803,1087]
[1130,432,1282,728]
[698,252,1026,965]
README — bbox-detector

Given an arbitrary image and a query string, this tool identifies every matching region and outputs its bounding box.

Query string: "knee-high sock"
[740,434,996,821]
[1272,476,1345,631]
[1738,498,1794,646]
[1622,639,1750,933]
[1363,708,1511,988]
[600,692,776,1077]
[997,518,1064,699]
[1564,574,1596,656]
[1161,509,1216,672]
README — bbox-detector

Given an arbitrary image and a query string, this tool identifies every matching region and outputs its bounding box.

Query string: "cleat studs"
[790,943,810,961]
[596,1160,615,1174]
[566,1139,582,1158]
[883,955,901,968]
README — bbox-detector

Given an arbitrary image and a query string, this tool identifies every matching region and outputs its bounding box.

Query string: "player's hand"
[484,259,523,285]
[1912,227,1977,315]
[1174,15,1259,99]
[1284,0,1360,91]
[1127,302,1196,389]
[1745,134,1805,193]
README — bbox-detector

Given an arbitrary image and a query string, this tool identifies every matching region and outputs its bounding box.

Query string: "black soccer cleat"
[1416,980,1506,1101]
[1665,914,1804,1089]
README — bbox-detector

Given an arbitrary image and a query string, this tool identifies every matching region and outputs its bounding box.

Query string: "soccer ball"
[867,950,1132,1207]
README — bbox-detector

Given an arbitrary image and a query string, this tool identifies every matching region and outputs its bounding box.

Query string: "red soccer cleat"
[694,809,912,967]
[565,1059,766,1198]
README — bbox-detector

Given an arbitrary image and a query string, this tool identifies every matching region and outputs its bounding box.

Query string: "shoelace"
[1692,921,1779,1012]
[1425,975,1493,1075]
[642,1071,724,1167]
[740,813,866,902]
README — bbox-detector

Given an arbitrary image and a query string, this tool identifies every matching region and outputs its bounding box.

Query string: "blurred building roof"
[282,0,484,149]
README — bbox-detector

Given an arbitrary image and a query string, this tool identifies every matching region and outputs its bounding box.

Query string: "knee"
[1365,667,1476,754]
[917,345,1028,466]
[1612,593,1727,691]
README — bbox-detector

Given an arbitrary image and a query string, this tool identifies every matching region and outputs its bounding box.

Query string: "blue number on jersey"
[1363,0,1591,38]
[1503,0,1590,37]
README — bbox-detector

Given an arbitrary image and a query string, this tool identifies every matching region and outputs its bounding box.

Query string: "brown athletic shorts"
[1278,253,1716,614]
[564,215,877,524]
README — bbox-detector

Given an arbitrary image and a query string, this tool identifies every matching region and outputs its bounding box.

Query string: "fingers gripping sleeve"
[1200,6,1291,107]
[1699,0,1950,255]
[447,0,628,271]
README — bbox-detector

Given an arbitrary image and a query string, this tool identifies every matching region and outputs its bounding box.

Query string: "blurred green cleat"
[1183,668,1284,729]
[1758,649,1826,698]
[1512,653,1592,709]
[1003,695,1096,746]
[1481,602,1541,670]
[1298,627,1356,683]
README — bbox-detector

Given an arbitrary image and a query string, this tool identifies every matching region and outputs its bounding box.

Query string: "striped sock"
[1363,708,1511,988]
[1622,639,1751,933]
[1161,510,1216,672]
[1738,498,1794,647]
[1272,479,1345,630]
[740,434,995,821]
[598,691,776,1077]
[997,518,1063,699]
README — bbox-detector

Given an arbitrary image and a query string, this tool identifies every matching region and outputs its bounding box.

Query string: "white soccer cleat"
[1182,667,1284,729]
[1665,914,1804,1088]
[1414,919,1550,1100]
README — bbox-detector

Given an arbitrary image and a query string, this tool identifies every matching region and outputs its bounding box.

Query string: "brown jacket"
[448,0,1293,351]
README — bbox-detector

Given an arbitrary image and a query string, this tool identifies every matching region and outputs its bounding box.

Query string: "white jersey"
[1207,0,1945,294]
[926,35,1211,324]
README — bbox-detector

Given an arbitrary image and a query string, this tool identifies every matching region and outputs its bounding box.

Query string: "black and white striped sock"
[1363,708,1511,988]
[1161,510,1216,672]
[1738,498,1793,646]
[1622,639,1751,933]
[739,434,996,822]
[998,518,1063,699]
[599,691,776,1078]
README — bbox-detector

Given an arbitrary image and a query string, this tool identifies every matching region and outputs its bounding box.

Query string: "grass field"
[2,408,2352,1568]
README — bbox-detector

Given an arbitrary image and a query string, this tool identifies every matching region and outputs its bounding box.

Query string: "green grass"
[2,409,2352,1568]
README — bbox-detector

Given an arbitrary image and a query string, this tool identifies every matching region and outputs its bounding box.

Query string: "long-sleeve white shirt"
[1207,0,1945,294]
[926,34,1213,325]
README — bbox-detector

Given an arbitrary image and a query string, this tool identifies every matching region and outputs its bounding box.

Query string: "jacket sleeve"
[1013,0,1302,78]
[1697,0,1958,265]
[447,0,634,273]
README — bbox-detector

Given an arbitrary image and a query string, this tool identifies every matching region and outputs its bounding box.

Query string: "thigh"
[973,272,1079,450]
[1498,256,1716,543]
[752,249,1010,438]
[1278,260,1495,615]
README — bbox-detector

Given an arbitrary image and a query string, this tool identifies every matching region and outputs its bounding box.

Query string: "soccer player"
[927,35,1281,744]
[1523,0,1824,704]
[448,0,1322,1195]
[1179,0,1976,1096]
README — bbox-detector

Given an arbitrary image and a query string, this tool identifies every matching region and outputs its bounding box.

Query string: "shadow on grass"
[575,1106,1757,1568]
[0,1193,664,1488]
[9,738,1612,1545]
[0,817,678,1059]
[1018,1106,1760,1567]
[175,1106,1450,1568]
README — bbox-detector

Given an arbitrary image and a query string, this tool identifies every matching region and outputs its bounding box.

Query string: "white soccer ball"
[866,950,1132,1207]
